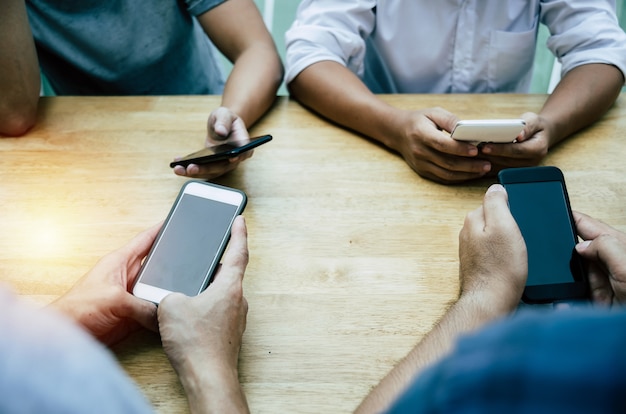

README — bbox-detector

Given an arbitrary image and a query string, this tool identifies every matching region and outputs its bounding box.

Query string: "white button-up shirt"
[285,0,626,93]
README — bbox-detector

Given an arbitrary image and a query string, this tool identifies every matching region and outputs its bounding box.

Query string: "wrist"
[456,289,519,324]
[49,292,83,324]
[175,356,248,413]
[371,106,408,151]
[537,115,562,147]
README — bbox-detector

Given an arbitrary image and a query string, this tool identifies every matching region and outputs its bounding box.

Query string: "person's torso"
[26,0,225,95]
[364,0,542,93]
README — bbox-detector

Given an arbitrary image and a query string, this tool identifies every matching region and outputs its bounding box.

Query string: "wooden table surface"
[1,94,625,413]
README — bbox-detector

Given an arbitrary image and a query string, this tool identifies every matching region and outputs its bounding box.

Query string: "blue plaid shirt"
[387,308,626,413]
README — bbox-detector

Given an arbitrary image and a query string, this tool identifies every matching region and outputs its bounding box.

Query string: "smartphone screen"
[133,181,246,303]
[170,134,272,168]
[505,181,579,286]
[499,166,587,303]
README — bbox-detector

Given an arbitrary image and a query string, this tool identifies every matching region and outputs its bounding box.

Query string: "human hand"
[478,112,551,174]
[574,212,626,306]
[458,184,528,314]
[395,107,492,184]
[158,216,249,412]
[49,225,161,346]
[172,107,252,179]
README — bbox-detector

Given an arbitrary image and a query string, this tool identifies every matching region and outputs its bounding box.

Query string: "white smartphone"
[132,180,247,304]
[451,119,526,145]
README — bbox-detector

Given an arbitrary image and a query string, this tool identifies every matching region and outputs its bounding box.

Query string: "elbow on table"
[0,102,38,137]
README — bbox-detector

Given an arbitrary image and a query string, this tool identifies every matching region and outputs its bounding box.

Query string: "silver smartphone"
[451,119,526,145]
[133,180,247,304]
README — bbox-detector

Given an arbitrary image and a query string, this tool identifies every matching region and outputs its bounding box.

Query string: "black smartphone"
[170,134,272,168]
[132,180,247,304]
[498,166,588,304]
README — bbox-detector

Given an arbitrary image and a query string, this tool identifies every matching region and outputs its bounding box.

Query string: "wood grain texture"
[1,94,625,413]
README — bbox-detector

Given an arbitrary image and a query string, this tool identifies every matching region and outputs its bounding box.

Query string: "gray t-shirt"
[0,285,153,413]
[26,0,227,95]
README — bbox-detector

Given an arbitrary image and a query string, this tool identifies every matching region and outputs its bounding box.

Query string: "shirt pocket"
[487,26,537,92]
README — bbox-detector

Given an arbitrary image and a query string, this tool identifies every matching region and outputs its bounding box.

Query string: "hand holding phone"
[132,181,247,304]
[498,166,588,304]
[574,213,626,305]
[170,134,272,168]
[451,119,525,145]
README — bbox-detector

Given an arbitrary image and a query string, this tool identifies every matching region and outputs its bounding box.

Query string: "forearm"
[221,45,283,127]
[540,63,623,146]
[197,0,283,128]
[288,61,406,151]
[174,357,249,414]
[0,0,40,136]
[355,293,509,414]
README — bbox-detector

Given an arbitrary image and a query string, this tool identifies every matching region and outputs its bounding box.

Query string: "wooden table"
[1,94,625,413]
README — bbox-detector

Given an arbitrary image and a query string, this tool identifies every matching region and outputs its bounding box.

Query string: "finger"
[586,262,614,306]
[576,235,626,303]
[230,149,253,162]
[173,165,188,176]
[573,211,625,242]
[425,106,460,133]
[481,184,516,229]
[479,153,541,169]
[117,223,161,266]
[481,183,508,212]
[213,123,229,138]
[427,151,491,174]
[413,109,476,158]
[430,132,480,157]
[182,160,239,180]
[208,107,238,140]
[213,216,249,285]
[576,235,626,280]
[512,112,540,143]
[461,205,486,238]
[417,164,487,184]
[412,149,490,182]
[120,294,159,333]
[480,138,546,161]
[121,223,163,288]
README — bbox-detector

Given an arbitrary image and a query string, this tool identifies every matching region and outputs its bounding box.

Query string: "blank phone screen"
[139,193,239,296]
[506,181,579,286]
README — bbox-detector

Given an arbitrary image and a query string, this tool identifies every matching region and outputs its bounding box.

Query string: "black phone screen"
[139,193,239,296]
[505,180,582,287]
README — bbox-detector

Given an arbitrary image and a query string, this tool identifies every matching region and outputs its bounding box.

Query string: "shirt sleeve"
[284,0,377,84]
[385,308,626,413]
[185,0,228,17]
[0,286,154,414]
[540,0,626,82]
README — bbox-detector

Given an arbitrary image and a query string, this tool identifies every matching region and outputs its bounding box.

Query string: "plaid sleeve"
[386,308,626,413]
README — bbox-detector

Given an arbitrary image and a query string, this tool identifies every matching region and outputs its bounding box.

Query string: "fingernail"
[215,123,228,135]
[487,184,505,193]
[188,165,199,175]
[576,240,591,251]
